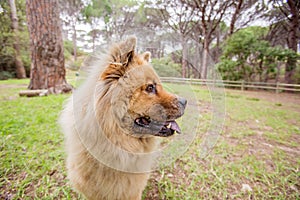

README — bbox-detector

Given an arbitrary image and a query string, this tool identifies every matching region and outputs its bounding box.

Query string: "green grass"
[0,89,78,199]
[1,79,300,199]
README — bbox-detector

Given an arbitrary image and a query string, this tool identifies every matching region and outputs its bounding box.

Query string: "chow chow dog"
[59,36,187,200]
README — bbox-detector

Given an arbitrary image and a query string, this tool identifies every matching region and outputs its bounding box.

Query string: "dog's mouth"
[134,116,181,137]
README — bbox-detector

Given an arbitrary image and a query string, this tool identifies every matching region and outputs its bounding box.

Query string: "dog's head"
[98,36,187,137]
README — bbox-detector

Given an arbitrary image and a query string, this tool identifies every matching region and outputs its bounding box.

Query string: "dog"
[59,36,187,200]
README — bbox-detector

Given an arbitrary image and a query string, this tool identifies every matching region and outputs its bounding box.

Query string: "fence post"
[276,82,279,94]
[241,80,245,91]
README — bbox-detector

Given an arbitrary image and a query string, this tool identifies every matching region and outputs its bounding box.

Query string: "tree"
[8,0,26,78]
[227,0,266,36]
[26,0,72,93]
[218,26,298,82]
[88,29,102,51]
[83,0,111,49]
[157,0,196,78]
[60,0,85,61]
[267,0,300,83]
[280,0,299,84]
[0,0,29,80]
[218,27,268,81]
[183,0,267,78]
[103,0,138,41]
[185,0,233,79]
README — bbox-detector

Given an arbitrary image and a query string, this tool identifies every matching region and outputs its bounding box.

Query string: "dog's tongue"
[169,120,181,134]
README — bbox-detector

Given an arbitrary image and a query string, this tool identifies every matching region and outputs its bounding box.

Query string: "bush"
[64,40,86,60]
[217,59,242,81]
[67,60,83,71]
[151,57,181,77]
[292,63,300,84]
[0,71,15,80]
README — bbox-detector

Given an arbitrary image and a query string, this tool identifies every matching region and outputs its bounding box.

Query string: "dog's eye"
[146,84,156,93]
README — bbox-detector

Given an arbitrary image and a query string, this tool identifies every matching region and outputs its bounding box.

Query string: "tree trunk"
[8,0,26,79]
[258,59,263,82]
[284,0,299,84]
[201,38,209,79]
[197,45,202,78]
[275,63,281,83]
[181,36,188,78]
[26,0,72,94]
[92,31,96,51]
[72,24,77,61]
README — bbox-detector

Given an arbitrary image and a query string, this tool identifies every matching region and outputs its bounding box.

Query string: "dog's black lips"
[134,117,181,137]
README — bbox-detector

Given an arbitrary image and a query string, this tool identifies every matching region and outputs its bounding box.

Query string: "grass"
[0,87,77,199]
[1,79,300,199]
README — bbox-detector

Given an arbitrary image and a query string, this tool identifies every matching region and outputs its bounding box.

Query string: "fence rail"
[160,77,300,93]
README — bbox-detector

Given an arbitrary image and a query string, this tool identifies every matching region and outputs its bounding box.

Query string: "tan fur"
[59,37,185,200]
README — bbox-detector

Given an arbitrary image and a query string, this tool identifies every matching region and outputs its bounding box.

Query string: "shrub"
[0,71,15,80]
[64,40,86,59]
[67,60,83,71]
[151,57,181,77]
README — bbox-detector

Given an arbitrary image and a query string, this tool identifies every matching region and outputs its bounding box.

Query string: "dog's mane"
[65,39,157,173]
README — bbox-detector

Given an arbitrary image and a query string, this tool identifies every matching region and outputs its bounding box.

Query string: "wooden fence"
[160,77,300,93]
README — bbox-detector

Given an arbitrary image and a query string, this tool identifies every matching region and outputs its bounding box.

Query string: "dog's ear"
[142,51,151,62]
[119,36,136,66]
[101,36,137,81]
[109,36,136,66]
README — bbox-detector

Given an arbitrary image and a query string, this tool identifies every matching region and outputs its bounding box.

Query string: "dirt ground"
[226,88,300,112]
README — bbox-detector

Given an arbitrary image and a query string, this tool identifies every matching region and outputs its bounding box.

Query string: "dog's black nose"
[178,97,187,108]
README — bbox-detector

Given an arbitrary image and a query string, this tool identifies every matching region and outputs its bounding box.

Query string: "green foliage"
[218,26,299,82]
[0,0,30,80]
[68,60,83,71]
[222,26,268,58]
[217,59,241,80]
[83,0,142,42]
[151,57,181,77]
[63,40,85,59]
[0,0,88,80]
[0,71,14,80]
[63,40,86,71]
[64,40,86,64]
[82,0,112,24]
[64,40,74,57]
[293,65,300,83]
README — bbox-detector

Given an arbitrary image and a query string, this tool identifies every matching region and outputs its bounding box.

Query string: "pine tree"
[26,0,72,93]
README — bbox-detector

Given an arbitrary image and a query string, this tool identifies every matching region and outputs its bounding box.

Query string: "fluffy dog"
[59,37,186,200]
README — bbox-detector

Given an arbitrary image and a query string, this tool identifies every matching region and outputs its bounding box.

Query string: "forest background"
[0,0,299,84]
